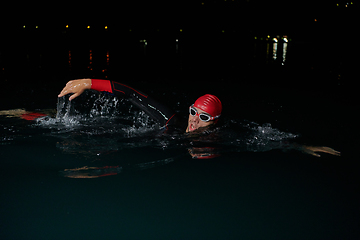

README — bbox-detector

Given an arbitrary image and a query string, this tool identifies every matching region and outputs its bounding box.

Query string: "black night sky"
[4,0,357,38]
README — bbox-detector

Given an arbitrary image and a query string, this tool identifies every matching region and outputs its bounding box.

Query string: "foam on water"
[35,93,159,134]
[245,121,297,144]
[203,120,300,155]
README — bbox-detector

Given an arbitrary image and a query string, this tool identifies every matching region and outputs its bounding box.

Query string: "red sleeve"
[91,79,113,93]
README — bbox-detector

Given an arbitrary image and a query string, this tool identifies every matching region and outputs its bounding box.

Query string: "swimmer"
[58,78,340,157]
[58,78,221,133]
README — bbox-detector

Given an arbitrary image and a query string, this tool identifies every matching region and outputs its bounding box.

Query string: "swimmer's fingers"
[57,87,69,98]
[58,81,74,98]
[58,88,80,101]
[302,146,341,157]
[318,147,341,156]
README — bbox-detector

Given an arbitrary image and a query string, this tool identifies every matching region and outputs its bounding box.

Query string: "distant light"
[201,2,204,5]
[35,26,38,29]
[283,37,288,43]
[314,19,317,22]
[273,38,278,42]
[176,39,179,42]
[254,36,257,40]
[222,30,225,33]
[267,35,270,38]
[129,29,132,32]
[105,26,108,30]
[179,29,183,32]
[87,26,90,29]
[66,25,69,28]
[336,3,339,6]
[23,25,25,29]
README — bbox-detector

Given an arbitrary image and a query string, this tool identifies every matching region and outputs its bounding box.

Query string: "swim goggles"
[189,105,220,122]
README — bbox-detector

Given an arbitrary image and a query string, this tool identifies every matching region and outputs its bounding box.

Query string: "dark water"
[0,31,359,239]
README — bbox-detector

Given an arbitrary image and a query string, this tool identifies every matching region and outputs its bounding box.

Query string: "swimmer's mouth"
[189,123,197,132]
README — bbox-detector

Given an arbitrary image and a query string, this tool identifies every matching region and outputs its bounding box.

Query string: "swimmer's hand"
[58,79,92,101]
[301,146,341,157]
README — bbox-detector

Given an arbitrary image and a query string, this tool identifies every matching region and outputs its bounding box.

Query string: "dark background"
[1,2,360,239]
[0,0,357,110]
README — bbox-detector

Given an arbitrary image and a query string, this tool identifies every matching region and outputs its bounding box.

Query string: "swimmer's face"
[186,106,215,133]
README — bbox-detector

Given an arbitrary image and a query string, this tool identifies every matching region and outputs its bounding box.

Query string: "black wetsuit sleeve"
[110,81,176,128]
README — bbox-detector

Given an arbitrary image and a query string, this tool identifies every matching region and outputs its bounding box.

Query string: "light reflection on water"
[1,38,290,79]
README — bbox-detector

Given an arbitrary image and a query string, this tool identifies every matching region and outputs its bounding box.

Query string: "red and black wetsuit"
[91,79,176,129]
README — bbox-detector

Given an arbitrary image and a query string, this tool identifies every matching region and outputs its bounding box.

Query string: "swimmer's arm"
[300,145,341,157]
[58,79,176,127]
[58,79,143,100]
[291,143,341,157]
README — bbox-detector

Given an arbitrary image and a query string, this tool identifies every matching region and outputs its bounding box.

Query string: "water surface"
[0,35,358,239]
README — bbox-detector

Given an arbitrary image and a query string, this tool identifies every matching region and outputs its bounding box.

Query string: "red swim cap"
[194,94,222,117]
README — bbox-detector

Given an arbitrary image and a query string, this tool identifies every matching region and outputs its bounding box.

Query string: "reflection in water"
[66,49,112,75]
[88,49,93,71]
[102,50,110,78]
[282,42,288,65]
[175,39,179,54]
[61,38,290,78]
[68,50,72,69]
[273,42,277,60]
[61,157,176,178]
[106,50,110,65]
[140,39,147,56]
[0,36,293,79]
[261,38,288,64]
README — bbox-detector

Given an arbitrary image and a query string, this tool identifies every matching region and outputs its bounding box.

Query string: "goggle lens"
[199,114,211,122]
[190,107,197,117]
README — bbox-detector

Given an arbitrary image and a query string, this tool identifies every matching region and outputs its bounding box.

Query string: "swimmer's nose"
[190,114,199,123]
